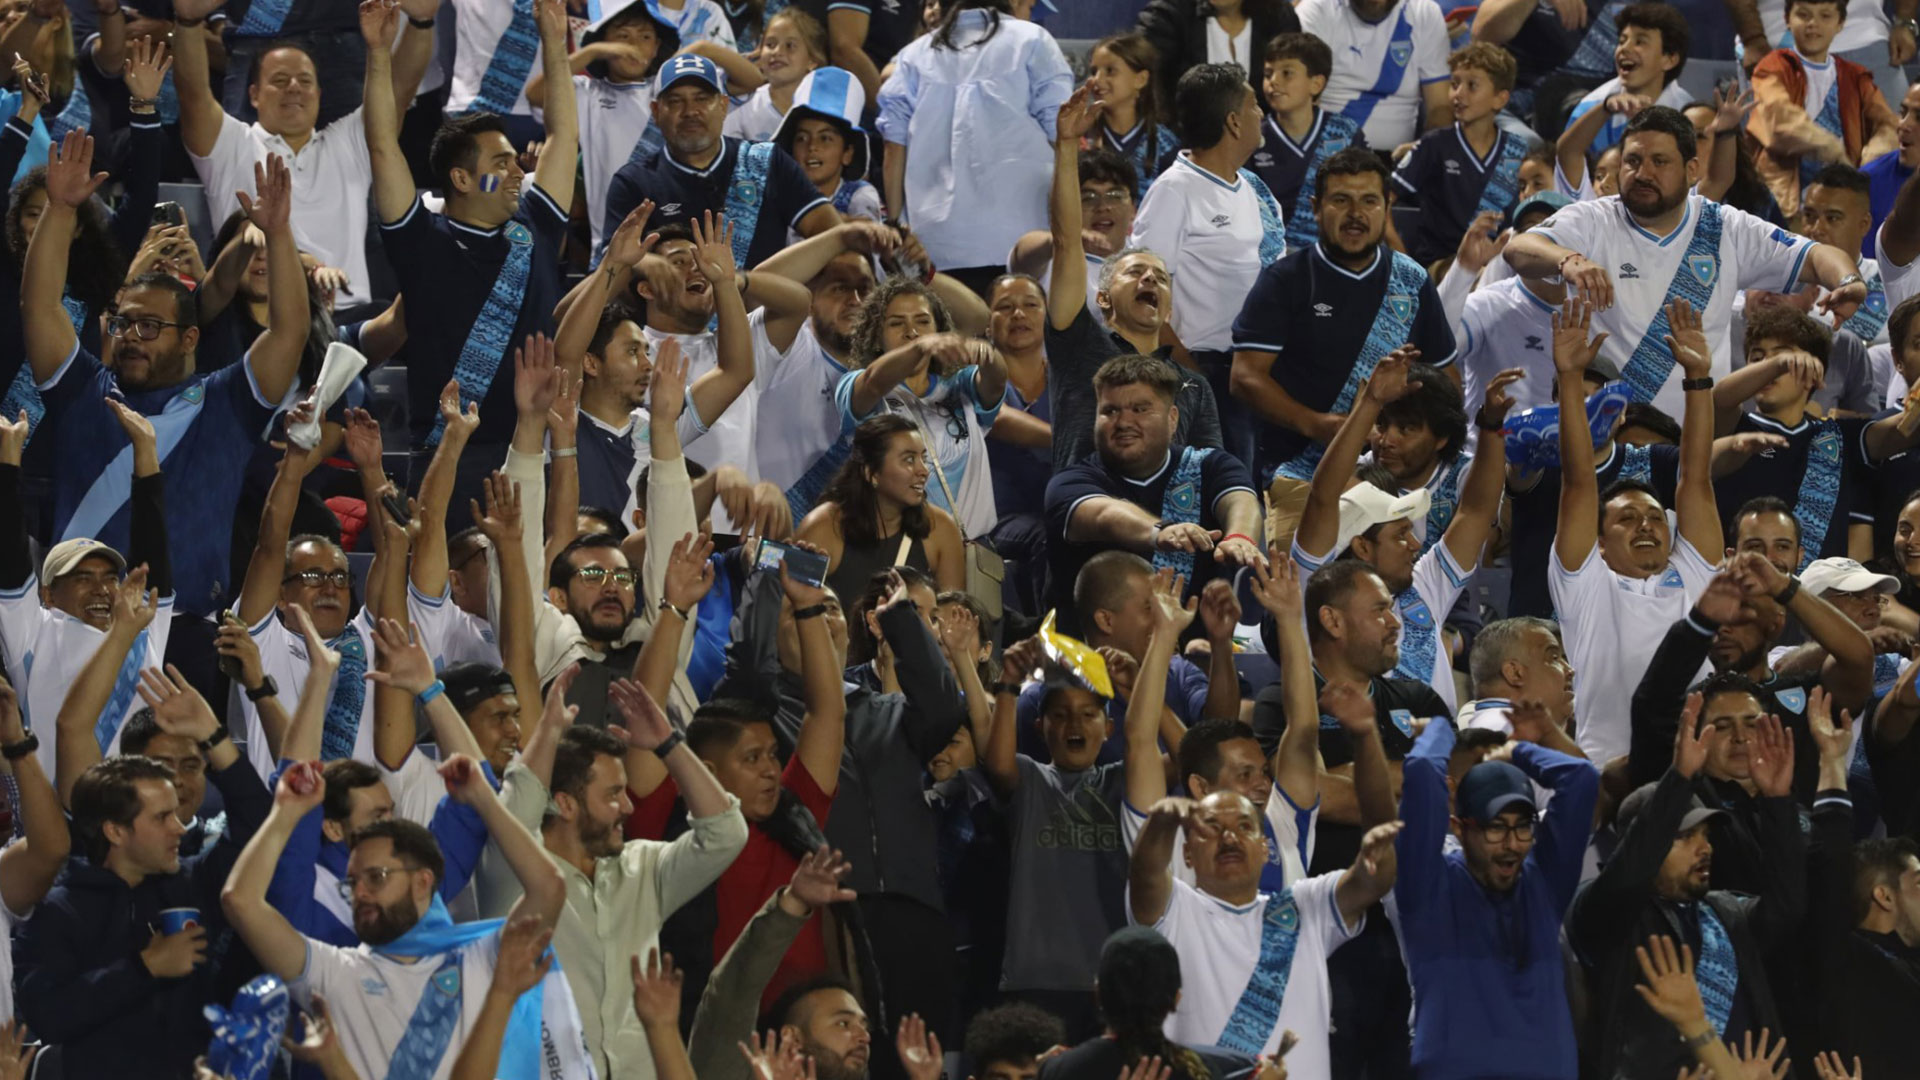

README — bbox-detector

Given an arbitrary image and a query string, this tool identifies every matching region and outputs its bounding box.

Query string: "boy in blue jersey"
[1250,32,1370,251]
[1393,43,1530,265]
[19,132,307,618]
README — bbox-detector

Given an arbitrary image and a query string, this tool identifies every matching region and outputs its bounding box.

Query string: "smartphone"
[215,611,246,681]
[152,201,186,229]
[380,490,411,528]
[755,539,829,589]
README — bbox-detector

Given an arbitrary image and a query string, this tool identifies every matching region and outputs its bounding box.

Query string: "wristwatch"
[1,733,38,761]
[1836,273,1865,290]
[244,675,279,702]
[1897,16,1919,37]
[197,727,231,753]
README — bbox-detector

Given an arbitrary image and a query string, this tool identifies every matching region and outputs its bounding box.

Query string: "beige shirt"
[499,761,748,1080]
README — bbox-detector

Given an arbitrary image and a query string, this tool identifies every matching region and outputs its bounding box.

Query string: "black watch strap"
[407,13,436,27]
[197,726,231,752]
[245,675,279,702]
[1,733,37,761]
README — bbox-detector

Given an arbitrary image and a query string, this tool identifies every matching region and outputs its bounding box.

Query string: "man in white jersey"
[1296,0,1452,152]
[1507,105,1869,419]
[1128,790,1399,1077]
[1543,295,1722,764]
[171,0,437,310]
[1289,348,1519,711]
[1877,138,1920,312]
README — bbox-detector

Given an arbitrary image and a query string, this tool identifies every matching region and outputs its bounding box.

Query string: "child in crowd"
[526,0,680,253]
[774,67,885,227]
[1748,0,1899,217]
[1391,42,1528,265]
[1248,31,1368,250]
[724,7,828,140]
[1556,2,1691,197]
[1081,33,1180,196]
[654,0,741,49]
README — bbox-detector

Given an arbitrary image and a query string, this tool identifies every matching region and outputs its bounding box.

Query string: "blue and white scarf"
[1841,268,1889,343]
[1418,456,1470,554]
[1150,447,1213,580]
[470,0,542,117]
[320,626,366,761]
[1801,75,1844,187]
[1474,130,1529,220]
[1790,418,1845,569]
[97,628,152,753]
[1393,588,1439,688]
[723,141,776,268]
[235,0,294,37]
[1283,112,1361,251]
[1694,902,1739,1037]
[1240,169,1289,269]
[429,219,536,447]
[1620,201,1721,404]
[1217,888,1303,1055]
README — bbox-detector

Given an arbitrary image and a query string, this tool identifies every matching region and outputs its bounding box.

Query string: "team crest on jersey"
[180,383,204,405]
[1774,687,1807,714]
[1660,567,1683,589]
[1390,41,1413,65]
[1389,709,1415,738]
[729,179,761,207]
[504,222,533,248]
[1386,294,1415,322]
[1867,289,1888,314]
[433,968,462,998]
[1686,254,1717,287]
[1814,427,1842,465]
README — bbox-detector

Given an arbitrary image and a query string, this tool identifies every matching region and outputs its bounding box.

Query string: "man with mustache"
[1507,105,1869,420]
[1568,695,1806,1080]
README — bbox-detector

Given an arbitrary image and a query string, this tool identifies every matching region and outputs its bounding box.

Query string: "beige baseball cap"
[41,538,126,584]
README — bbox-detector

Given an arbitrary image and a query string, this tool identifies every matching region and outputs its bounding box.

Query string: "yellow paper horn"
[1039,610,1113,698]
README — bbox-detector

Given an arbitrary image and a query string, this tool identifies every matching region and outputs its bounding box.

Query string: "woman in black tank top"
[797,414,966,602]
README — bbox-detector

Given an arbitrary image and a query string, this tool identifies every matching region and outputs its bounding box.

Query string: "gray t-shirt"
[999,756,1131,992]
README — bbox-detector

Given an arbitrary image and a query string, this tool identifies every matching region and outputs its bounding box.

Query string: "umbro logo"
[1211,214,1232,227]
[1523,335,1544,351]
[1253,152,1273,167]
[1444,159,1461,175]
[1314,302,1334,317]
[1619,263,1640,279]
[659,203,682,215]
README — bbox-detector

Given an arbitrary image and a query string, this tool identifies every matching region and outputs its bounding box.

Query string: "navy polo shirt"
[380,186,570,447]
[601,137,830,269]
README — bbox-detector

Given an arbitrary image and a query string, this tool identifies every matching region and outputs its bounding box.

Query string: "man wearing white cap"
[1772,556,1909,699]
[772,67,884,228]
[1283,346,1522,712]
[601,52,839,267]
[0,405,173,781]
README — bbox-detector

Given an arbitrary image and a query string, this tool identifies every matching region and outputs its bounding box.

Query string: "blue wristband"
[416,680,446,706]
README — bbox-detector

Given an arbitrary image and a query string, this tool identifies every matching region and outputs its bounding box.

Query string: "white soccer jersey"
[722,84,786,141]
[575,76,657,249]
[1127,154,1268,353]
[1531,194,1816,418]
[644,308,788,530]
[1296,0,1450,150]
[1294,539,1475,713]
[1878,218,1920,314]
[1743,0,1890,61]
[753,320,850,500]
[1122,784,1319,893]
[1458,277,1560,414]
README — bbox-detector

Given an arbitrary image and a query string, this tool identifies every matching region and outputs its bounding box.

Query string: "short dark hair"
[448,527,488,572]
[963,1004,1067,1075]
[1448,42,1517,93]
[1616,4,1690,84]
[1786,0,1850,19]
[765,973,861,1031]
[685,698,776,760]
[1730,494,1803,546]
[549,532,626,590]
[1743,303,1833,364]
[1080,148,1140,194]
[1807,161,1871,197]
[1891,295,1920,364]
[1598,476,1664,527]
[123,271,199,327]
[350,818,445,889]
[1623,104,1698,161]
[550,726,629,809]
[1074,550,1153,621]
[1174,62,1251,149]
[587,301,644,361]
[1264,32,1332,82]
[1618,402,1682,444]
[1853,836,1919,924]
[1304,561,1387,644]
[118,711,167,757]
[1314,146,1391,202]
[71,756,176,864]
[1696,670,1768,717]
[1376,362,1468,464]
[1093,354,1181,404]
[1176,719,1262,789]
[246,40,314,90]
[429,112,511,196]
[321,759,385,823]
[577,505,628,538]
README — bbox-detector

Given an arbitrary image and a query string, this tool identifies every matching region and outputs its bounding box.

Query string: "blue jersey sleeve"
[770,143,832,231]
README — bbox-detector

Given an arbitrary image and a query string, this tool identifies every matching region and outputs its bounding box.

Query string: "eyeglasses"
[1080,190,1133,209]
[105,315,190,341]
[283,569,352,589]
[573,566,638,589]
[1478,817,1537,843]
[336,864,419,900]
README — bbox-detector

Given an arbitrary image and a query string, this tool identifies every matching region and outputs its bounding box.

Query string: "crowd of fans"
[0,0,1915,1076]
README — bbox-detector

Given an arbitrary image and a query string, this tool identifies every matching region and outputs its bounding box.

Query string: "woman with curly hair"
[798,413,965,604]
[829,275,1010,537]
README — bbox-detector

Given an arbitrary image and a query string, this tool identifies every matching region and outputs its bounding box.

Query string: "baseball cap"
[772,67,870,180]
[1513,190,1572,227]
[1801,556,1899,598]
[655,52,726,96]
[1616,781,1727,838]
[41,538,126,585]
[1455,760,1537,822]
[441,663,518,716]
[1334,483,1430,556]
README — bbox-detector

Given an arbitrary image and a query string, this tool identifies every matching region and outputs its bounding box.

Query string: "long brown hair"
[1090,33,1163,157]
[820,414,933,547]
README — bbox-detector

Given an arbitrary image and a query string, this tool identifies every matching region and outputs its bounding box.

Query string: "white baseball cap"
[1334,484,1430,556]
[1801,556,1899,597]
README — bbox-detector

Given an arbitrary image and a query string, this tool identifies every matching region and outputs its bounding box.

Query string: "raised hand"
[896,1014,944,1080]
[534,0,567,42]
[493,914,555,999]
[438,379,481,444]
[1812,1051,1864,1080]
[359,0,401,49]
[1552,298,1610,374]
[11,53,47,114]
[1711,83,1756,135]
[788,846,857,910]
[1632,935,1709,1031]
[45,129,108,209]
[1748,713,1796,798]
[112,564,157,634]
[1479,368,1527,431]
[1673,692,1716,779]
[1354,820,1403,877]
[106,397,156,457]
[1148,567,1197,639]
[1246,545,1303,623]
[875,568,917,618]
[1506,696,1553,745]
[936,601,982,670]
[648,337,688,424]
[0,409,28,466]
[779,539,831,608]
[1320,680,1375,737]
[1454,210,1508,275]
[1057,79,1104,142]
[1196,578,1241,644]
[216,615,268,690]
[1805,685,1852,764]
[1730,1028,1789,1080]
[604,200,660,269]
[1662,298,1712,379]
[238,154,292,235]
[470,471,524,545]
[0,1018,30,1080]
[689,210,739,287]
[364,617,439,696]
[437,753,491,805]
[1729,551,1789,601]
[608,678,675,752]
[123,35,171,101]
[513,333,563,418]
[549,371,582,443]
[1144,796,1213,842]
[999,635,1047,688]
[739,1028,812,1080]
[663,531,717,611]
[136,664,221,742]
[276,759,327,814]
[1364,345,1423,404]
[1096,646,1139,703]
[630,947,683,1028]
[339,407,382,474]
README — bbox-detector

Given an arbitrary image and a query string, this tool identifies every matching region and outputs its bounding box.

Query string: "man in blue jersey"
[20,132,307,618]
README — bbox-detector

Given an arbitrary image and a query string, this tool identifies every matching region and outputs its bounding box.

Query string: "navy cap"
[440,662,517,716]
[1456,760,1537,822]
[655,52,726,96]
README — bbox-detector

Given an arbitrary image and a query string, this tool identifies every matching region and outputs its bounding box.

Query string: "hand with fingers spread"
[135,664,222,742]
[937,602,983,671]
[239,154,293,235]
[1812,1051,1864,1080]
[470,471,524,546]
[1197,578,1241,644]
[110,564,158,634]
[492,914,555,999]
[1246,546,1302,623]
[123,34,171,101]
[1478,368,1527,431]
[364,617,440,696]
[663,531,718,611]
[1748,713,1796,798]
[1673,693,1715,778]
[1632,935,1711,1034]
[438,379,481,444]
[608,678,676,751]
[338,407,382,475]
[513,333,564,418]
[358,0,401,47]
[1663,298,1712,379]
[1454,210,1509,275]
[45,130,108,209]
[1552,298,1611,374]
[1119,1055,1174,1080]
[785,846,857,912]
[690,211,739,289]
[1729,1028,1790,1080]
[1710,83,1756,135]
[1056,79,1105,142]
[630,946,682,1029]
[1148,568,1198,639]
[604,200,659,270]
[739,1028,813,1080]
[897,1014,944,1080]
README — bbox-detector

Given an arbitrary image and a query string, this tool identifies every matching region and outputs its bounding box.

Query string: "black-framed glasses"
[572,566,638,589]
[336,864,420,900]
[283,569,352,589]
[105,314,190,341]
[1479,817,1537,843]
